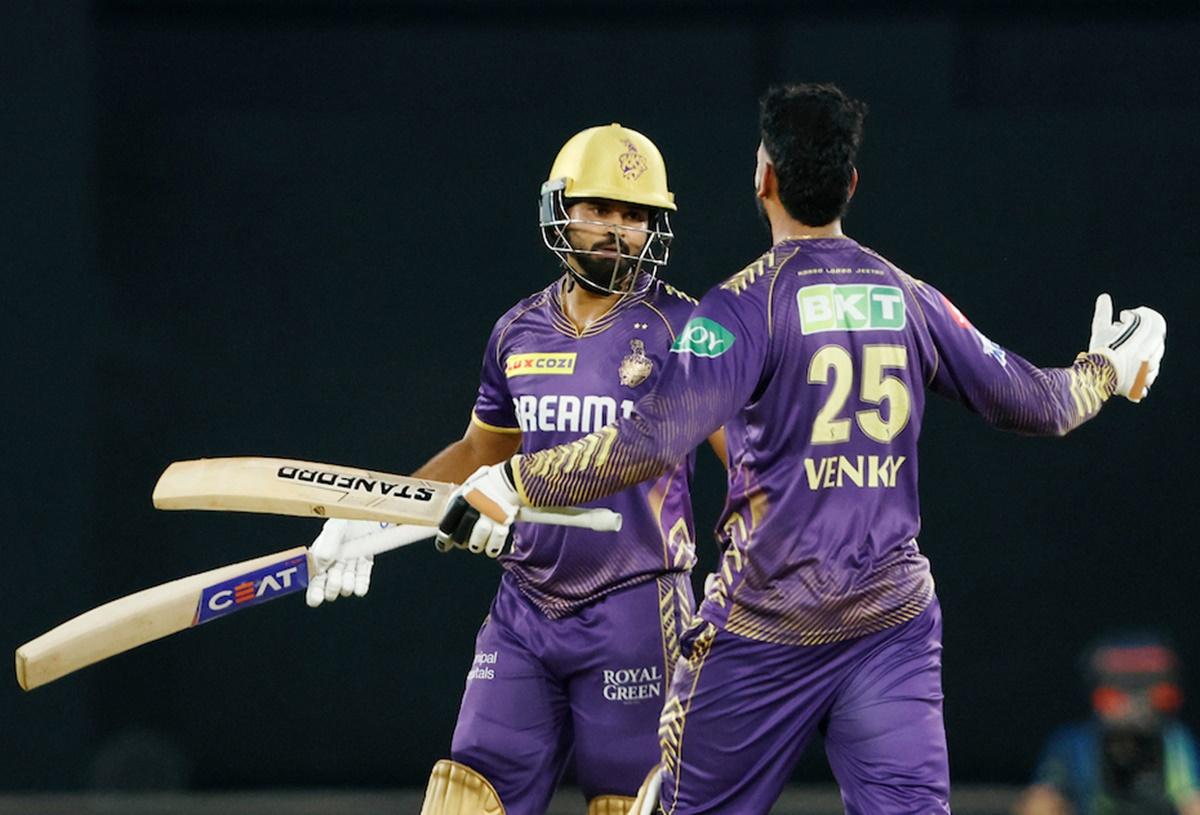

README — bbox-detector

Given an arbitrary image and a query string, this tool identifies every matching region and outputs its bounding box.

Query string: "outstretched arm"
[913,282,1165,436]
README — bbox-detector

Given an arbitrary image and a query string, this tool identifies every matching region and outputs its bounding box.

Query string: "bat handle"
[332,506,624,559]
[337,524,439,559]
[1128,360,1150,403]
[516,506,623,532]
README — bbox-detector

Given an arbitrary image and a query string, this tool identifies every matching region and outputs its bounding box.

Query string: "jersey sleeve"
[514,283,769,507]
[470,317,520,434]
[908,278,1116,436]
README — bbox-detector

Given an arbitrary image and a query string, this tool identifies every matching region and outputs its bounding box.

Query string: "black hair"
[759,83,867,226]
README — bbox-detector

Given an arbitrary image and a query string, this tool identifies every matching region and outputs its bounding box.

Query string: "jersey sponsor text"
[513,394,635,434]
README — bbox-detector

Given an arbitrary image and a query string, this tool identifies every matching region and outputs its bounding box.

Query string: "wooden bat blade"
[153,457,623,531]
[15,546,310,691]
[154,457,454,526]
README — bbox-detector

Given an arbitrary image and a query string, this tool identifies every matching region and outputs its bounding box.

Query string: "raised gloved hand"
[1087,293,1166,402]
[434,463,521,558]
[306,519,385,607]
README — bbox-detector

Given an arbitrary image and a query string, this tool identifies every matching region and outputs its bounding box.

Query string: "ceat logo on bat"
[505,353,578,377]
[194,555,309,625]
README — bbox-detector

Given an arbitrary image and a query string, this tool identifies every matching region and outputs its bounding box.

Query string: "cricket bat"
[15,523,435,692]
[152,456,622,531]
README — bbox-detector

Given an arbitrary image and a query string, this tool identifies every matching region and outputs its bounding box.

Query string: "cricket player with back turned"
[308,124,723,814]
[435,83,1168,814]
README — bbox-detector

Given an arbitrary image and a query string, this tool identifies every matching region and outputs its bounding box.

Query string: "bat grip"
[332,506,623,559]
[516,506,623,532]
[1129,360,1150,403]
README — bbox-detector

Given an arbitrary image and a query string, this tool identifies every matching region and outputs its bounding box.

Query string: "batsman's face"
[565,199,651,256]
[564,198,652,287]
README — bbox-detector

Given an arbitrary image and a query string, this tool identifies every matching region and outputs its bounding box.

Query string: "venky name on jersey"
[797,284,905,335]
[513,394,634,433]
[505,352,577,377]
[803,455,907,490]
[195,556,308,624]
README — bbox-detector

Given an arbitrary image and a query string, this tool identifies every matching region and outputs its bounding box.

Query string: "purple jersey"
[473,275,701,618]
[515,237,1115,644]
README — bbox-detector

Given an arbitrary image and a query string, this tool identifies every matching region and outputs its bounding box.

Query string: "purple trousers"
[660,599,949,815]
[450,571,693,814]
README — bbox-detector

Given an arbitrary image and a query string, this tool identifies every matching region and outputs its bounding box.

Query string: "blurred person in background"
[1016,633,1200,815]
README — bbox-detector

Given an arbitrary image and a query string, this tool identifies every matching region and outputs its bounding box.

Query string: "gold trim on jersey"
[656,574,690,693]
[658,622,717,814]
[1068,353,1115,417]
[721,255,769,295]
[470,411,522,435]
[495,292,552,368]
[764,247,799,337]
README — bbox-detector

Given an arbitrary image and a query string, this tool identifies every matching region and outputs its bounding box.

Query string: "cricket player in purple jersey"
[306,124,724,815]
[436,84,1168,815]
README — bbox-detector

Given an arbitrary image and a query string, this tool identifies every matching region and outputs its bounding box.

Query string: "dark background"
[4,0,1197,792]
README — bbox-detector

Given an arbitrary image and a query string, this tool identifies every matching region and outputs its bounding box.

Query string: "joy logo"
[797,284,905,335]
[195,556,308,625]
[671,317,736,358]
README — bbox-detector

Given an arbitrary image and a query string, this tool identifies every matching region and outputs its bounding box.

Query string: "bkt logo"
[194,556,309,625]
[797,284,905,335]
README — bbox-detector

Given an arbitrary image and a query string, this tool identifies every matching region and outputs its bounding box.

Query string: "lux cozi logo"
[505,353,577,377]
[194,556,309,625]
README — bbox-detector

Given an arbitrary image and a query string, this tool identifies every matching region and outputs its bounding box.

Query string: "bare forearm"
[412,440,485,483]
[413,424,522,484]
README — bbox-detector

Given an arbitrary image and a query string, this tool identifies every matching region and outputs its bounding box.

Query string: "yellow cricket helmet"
[539,123,676,296]
[544,123,676,211]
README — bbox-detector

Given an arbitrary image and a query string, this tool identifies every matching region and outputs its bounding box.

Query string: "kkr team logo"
[618,139,648,180]
[671,317,735,358]
[619,339,653,387]
[194,556,308,625]
[797,284,905,335]
[506,352,577,377]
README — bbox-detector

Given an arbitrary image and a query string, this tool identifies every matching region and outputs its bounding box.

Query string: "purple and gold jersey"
[515,237,1116,644]
[472,276,701,618]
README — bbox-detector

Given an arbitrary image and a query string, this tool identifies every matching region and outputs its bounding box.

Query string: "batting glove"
[435,463,521,558]
[306,519,383,607]
[1088,293,1166,402]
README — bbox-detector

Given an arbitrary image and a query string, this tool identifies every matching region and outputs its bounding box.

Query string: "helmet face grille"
[538,187,673,296]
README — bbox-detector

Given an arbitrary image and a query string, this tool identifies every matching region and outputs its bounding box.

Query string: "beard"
[573,252,637,289]
[755,194,772,237]
[568,234,640,291]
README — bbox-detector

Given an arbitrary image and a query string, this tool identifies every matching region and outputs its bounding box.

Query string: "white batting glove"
[435,463,521,558]
[306,519,384,607]
[1087,293,1166,401]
